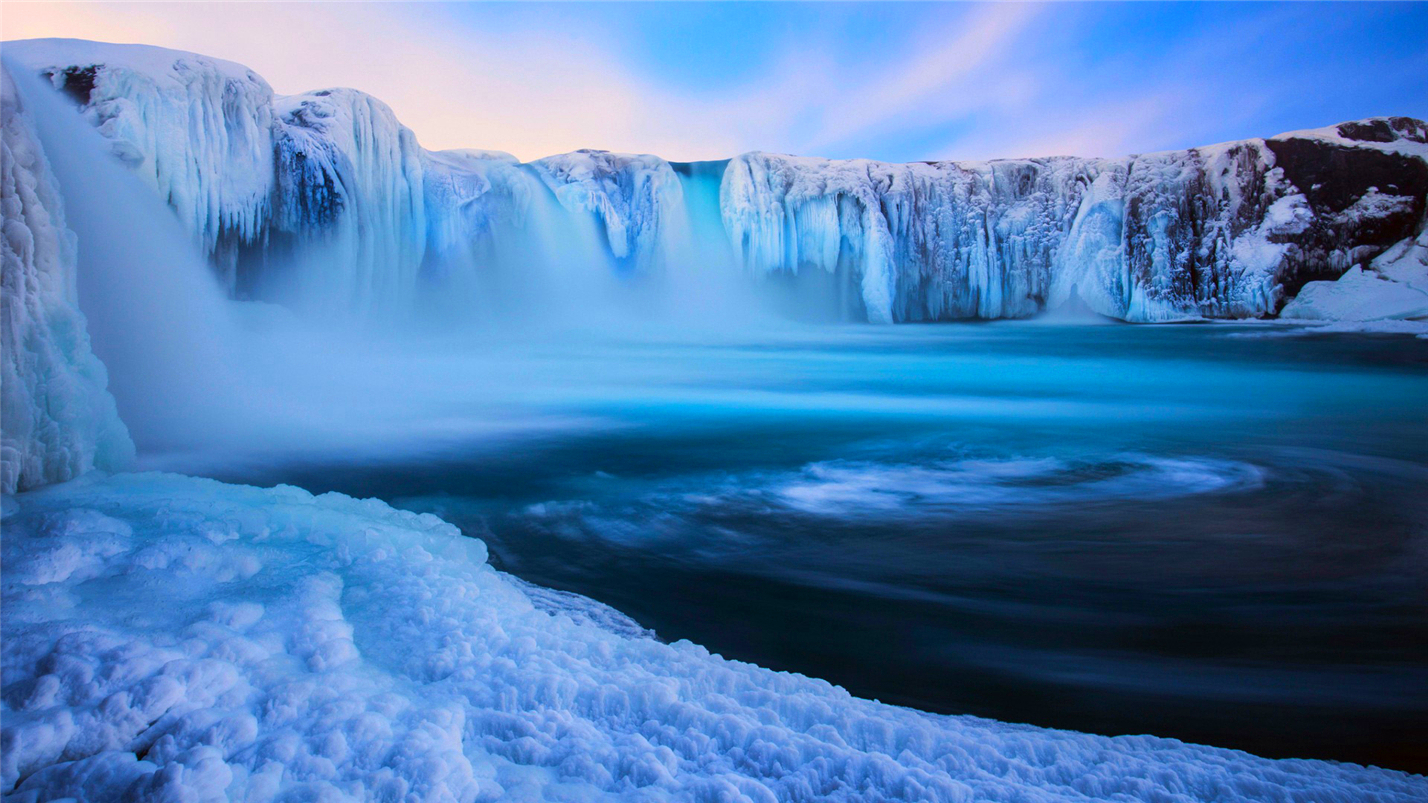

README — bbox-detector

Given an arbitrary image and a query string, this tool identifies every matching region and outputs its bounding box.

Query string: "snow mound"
[4,473,1424,802]
[1281,228,1428,321]
[0,64,133,493]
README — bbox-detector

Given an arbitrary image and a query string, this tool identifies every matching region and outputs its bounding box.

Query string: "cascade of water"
[5,59,254,453]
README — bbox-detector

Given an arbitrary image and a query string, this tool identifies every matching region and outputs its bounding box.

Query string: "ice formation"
[531,150,690,273]
[0,63,132,494]
[5,40,276,293]
[4,472,1424,802]
[723,123,1428,322]
[6,38,1426,323]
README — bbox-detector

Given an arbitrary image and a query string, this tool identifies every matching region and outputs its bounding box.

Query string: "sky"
[4,2,1427,164]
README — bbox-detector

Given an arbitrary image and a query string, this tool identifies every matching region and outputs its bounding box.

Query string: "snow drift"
[4,472,1424,802]
[6,38,1426,324]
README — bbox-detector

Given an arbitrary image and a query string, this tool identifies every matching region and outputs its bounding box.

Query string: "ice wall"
[532,149,689,273]
[7,38,1427,324]
[0,63,133,493]
[13,40,276,292]
[724,123,1428,322]
[267,88,428,316]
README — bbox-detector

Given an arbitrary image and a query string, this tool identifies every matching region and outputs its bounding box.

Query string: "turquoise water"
[207,321,1428,772]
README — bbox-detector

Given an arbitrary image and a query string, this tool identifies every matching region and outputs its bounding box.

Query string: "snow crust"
[7,39,1424,325]
[0,64,132,493]
[5,472,1425,802]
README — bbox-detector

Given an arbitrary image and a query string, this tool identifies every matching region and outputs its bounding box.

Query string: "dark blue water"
[205,322,1428,773]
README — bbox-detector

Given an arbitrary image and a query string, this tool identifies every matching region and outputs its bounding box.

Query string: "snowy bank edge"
[3,471,1426,803]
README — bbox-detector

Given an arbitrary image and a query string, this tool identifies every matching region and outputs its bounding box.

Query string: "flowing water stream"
[190,321,1428,773]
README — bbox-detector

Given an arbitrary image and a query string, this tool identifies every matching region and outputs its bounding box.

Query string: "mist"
[8,64,804,475]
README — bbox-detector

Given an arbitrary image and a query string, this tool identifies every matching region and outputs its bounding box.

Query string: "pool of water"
[202,321,1428,773]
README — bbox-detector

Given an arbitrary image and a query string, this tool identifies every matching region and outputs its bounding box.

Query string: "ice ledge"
[4,472,1425,802]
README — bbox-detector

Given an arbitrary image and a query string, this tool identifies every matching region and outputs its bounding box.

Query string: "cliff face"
[725,121,1427,322]
[6,38,1426,323]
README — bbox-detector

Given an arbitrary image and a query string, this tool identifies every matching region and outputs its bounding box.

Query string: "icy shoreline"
[3,472,1425,802]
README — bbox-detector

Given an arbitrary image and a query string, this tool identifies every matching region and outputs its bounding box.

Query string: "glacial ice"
[4,472,1424,803]
[0,63,132,494]
[6,38,1425,324]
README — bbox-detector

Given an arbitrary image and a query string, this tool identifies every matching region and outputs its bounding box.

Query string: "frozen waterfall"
[5,38,1426,326]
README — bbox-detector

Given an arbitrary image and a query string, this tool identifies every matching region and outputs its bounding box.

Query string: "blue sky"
[8,2,1428,162]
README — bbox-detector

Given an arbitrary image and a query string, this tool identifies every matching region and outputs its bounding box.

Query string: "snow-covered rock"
[0,63,132,494]
[4,472,1424,802]
[1281,226,1428,321]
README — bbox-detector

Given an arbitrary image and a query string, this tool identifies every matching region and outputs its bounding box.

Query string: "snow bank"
[4,472,1424,802]
[0,63,133,494]
[1281,228,1428,321]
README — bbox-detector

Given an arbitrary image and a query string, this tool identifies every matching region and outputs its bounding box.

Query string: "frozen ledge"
[3,473,1425,802]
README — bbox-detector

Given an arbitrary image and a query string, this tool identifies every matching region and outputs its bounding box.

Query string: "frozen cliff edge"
[4,472,1425,802]
[724,120,1428,322]
[0,62,132,494]
[5,37,1427,324]
[3,39,636,318]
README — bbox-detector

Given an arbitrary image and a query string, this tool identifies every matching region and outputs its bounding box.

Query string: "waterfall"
[5,59,253,454]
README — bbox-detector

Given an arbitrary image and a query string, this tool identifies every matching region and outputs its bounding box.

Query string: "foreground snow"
[3,474,1423,802]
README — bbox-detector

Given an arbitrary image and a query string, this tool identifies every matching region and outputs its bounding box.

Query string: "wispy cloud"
[801,3,1041,151]
[4,1,1425,164]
